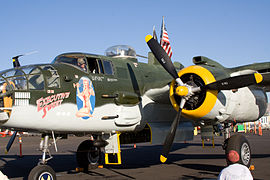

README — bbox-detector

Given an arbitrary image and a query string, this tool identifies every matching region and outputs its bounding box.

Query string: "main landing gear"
[222,123,251,167]
[28,134,57,180]
[76,135,107,171]
[76,140,101,171]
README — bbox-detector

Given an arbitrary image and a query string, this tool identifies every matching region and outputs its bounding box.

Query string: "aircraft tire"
[76,140,101,170]
[225,134,251,167]
[28,165,56,180]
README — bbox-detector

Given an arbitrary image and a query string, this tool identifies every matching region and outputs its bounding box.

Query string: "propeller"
[5,131,17,154]
[145,34,264,163]
[146,35,189,162]
[12,55,22,67]
[12,51,38,68]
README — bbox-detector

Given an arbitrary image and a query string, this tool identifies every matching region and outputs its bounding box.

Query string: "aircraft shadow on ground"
[0,142,269,179]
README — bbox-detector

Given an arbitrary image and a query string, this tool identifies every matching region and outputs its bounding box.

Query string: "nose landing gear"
[28,134,57,180]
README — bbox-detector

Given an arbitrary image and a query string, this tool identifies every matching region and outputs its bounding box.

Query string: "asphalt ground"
[0,131,269,180]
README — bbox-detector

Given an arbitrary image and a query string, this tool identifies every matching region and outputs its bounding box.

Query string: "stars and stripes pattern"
[160,17,172,58]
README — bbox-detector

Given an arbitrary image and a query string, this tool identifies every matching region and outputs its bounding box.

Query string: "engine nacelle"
[210,87,267,122]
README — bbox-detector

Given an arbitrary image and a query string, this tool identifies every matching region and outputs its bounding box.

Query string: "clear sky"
[0,0,270,70]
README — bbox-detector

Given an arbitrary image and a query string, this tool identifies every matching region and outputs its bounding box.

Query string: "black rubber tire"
[76,140,101,170]
[225,134,251,167]
[28,165,56,180]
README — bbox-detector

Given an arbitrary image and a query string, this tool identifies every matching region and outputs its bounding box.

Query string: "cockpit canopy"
[105,45,136,58]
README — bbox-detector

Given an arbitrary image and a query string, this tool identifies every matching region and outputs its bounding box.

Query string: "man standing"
[218,150,253,180]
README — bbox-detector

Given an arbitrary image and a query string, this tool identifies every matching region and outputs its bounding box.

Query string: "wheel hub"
[241,142,251,165]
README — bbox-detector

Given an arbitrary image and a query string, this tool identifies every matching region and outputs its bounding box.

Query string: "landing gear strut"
[28,134,57,180]
[223,123,251,167]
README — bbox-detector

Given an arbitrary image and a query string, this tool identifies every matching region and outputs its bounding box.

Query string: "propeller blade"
[145,35,183,85]
[204,73,263,90]
[5,131,18,154]
[12,56,22,68]
[160,108,182,163]
[12,51,38,68]
[160,99,186,163]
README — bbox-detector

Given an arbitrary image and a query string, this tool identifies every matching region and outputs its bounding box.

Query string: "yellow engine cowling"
[169,65,218,120]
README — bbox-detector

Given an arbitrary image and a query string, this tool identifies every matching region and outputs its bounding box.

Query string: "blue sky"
[0,0,270,70]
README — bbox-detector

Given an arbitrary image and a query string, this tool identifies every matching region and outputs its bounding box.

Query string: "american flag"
[160,17,172,58]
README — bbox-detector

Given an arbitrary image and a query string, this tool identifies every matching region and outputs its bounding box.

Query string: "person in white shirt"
[218,150,253,180]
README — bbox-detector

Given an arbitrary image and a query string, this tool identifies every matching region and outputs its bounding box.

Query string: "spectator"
[218,150,253,180]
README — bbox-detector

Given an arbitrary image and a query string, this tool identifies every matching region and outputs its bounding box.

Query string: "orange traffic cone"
[258,123,262,136]
[254,122,257,134]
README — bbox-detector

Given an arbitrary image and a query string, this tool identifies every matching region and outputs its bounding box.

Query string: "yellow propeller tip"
[160,155,167,163]
[5,150,8,154]
[145,35,153,43]
[254,73,263,84]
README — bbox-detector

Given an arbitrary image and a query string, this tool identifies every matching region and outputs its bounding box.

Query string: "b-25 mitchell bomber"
[0,35,269,179]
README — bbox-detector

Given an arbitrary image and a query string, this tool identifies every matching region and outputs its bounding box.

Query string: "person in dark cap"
[218,150,253,180]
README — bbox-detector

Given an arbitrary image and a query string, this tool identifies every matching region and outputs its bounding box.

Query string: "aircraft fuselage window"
[40,65,60,88]
[97,59,104,74]
[1,69,24,78]
[7,77,27,90]
[28,74,44,90]
[26,67,44,90]
[103,60,114,75]
[87,58,99,74]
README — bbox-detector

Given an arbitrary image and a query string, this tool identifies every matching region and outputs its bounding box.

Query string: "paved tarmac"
[0,131,269,180]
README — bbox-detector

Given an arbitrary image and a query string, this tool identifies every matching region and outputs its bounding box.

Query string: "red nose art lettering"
[36,92,70,118]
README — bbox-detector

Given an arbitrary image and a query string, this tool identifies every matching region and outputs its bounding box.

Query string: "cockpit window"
[53,55,88,72]
[54,56,78,66]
